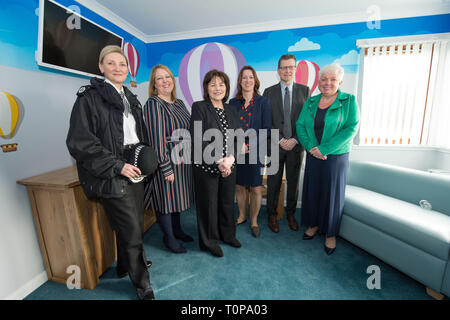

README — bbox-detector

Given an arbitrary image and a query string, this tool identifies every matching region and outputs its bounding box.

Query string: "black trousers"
[267,145,304,217]
[193,166,237,251]
[100,181,151,291]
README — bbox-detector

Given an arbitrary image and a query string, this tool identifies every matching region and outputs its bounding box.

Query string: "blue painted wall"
[0,0,149,83]
[1,1,449,81]
[147,14,450,76]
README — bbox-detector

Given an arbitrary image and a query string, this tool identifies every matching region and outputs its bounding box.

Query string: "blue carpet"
[25,206,436,300]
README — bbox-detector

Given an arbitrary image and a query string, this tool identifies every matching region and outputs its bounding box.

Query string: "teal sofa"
[339,161,450,299]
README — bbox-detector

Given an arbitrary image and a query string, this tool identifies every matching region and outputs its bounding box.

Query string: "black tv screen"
[38,0,123,77]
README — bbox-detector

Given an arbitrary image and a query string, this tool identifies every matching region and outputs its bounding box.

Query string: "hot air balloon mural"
[0,91,22,152]
[178,42,246,107]
[122,42,140,87]
[296,60,320,95]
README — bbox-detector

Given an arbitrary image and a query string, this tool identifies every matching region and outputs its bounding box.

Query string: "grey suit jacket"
[263,82,310,149]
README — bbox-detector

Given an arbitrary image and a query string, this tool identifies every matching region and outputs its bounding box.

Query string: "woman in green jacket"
[296,63,360,255]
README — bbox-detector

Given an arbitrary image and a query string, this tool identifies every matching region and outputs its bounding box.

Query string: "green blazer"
[296,90,360,156]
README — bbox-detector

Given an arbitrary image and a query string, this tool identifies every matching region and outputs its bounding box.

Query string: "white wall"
[350,146,441,171]
[0,65,84,299]
[433,148,450,171]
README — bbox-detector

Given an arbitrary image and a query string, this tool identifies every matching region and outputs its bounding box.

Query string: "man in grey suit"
[263,54,310,233]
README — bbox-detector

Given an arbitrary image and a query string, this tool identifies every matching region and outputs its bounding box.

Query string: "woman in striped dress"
[143,64,193,253]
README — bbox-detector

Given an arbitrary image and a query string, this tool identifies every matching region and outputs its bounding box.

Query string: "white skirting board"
[5,271,48,300]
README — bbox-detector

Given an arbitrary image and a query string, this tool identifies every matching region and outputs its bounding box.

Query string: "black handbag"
[124,143,158,183]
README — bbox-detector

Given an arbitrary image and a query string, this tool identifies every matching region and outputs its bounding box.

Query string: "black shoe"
[163,236,187,253]
[324,245,336,255]
[142,290,155,300]
[224,239,242,248]
[199,244,223,257]
[171,212,193,242]
[137,287,155,300]
[209,246,224,257]
[302,232,317,240]
[118,261,152,279]
[174,233,194,242]
[251,226,260,238]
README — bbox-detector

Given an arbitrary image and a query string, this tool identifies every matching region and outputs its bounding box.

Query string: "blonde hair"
[98,45,128,65]
[148,64,177,101]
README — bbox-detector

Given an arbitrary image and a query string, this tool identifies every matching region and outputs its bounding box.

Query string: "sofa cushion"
[347,161,450,217]
[344,185,450,261]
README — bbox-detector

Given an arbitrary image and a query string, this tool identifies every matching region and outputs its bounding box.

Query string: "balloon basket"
[1,143,18,152]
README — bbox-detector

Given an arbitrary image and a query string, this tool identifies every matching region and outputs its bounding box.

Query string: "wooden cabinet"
[17,166,156,290]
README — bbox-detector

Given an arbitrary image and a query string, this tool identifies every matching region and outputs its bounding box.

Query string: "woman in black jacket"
[190,69,242,257]
[66,45,155,300]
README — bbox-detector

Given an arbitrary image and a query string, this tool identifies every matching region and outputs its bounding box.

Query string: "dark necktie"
[120,91,131,117]
[283,87,292,138]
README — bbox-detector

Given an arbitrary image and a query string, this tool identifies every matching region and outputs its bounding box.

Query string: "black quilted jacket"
[66,77,147,198]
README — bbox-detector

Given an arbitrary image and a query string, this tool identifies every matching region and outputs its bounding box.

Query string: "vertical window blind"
[426,40,450,149]
[357,34,450,149]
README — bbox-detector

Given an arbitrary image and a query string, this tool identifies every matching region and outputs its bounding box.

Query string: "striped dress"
[142,96,193,214]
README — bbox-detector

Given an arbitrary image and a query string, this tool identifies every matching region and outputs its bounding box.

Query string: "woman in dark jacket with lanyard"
[296,63,360,255]
[190,69,242,257]
[229,66,272,237]
[66,45,155,300]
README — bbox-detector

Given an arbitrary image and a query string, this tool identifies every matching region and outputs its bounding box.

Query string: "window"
[356,33,450,149]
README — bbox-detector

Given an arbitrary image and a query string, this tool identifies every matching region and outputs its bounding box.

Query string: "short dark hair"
[202,69,230,102]
[235,65,261,100]
[278,54,296,69]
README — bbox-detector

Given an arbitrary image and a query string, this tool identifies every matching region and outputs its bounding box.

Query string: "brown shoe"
[268,215,279,233]
[287,214,299,231]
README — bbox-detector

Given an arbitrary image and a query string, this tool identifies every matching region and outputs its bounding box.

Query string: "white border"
[76,0,450,43]
[75,0,147,41]
[37,0,123,78]
[144,9,450,43]
[356,32,450,47]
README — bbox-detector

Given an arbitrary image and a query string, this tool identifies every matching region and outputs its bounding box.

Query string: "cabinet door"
[73,187,117,278]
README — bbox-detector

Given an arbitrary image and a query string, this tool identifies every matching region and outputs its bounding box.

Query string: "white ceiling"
[75,0,450,42]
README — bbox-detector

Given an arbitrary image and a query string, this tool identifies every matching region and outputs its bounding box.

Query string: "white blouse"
[104,78,139,145]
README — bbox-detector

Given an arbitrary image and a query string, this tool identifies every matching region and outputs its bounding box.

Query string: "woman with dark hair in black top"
[190,69,243,257]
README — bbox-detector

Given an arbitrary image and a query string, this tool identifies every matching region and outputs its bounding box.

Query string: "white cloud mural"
[288,37,321,52]
[334,49,359,65]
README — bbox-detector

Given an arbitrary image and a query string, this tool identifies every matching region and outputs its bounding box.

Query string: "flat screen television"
[37,0,123,77]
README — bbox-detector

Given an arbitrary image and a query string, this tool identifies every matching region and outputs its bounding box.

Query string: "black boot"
[137,286,155,300]
[156,212,187,253]
[171,212,194,242]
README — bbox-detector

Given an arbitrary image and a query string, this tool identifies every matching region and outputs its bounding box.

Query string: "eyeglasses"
[279,66,296,71]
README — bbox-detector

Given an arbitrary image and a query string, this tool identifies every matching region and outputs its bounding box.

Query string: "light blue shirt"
[279,81,298,144]
[280,81,294,112]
